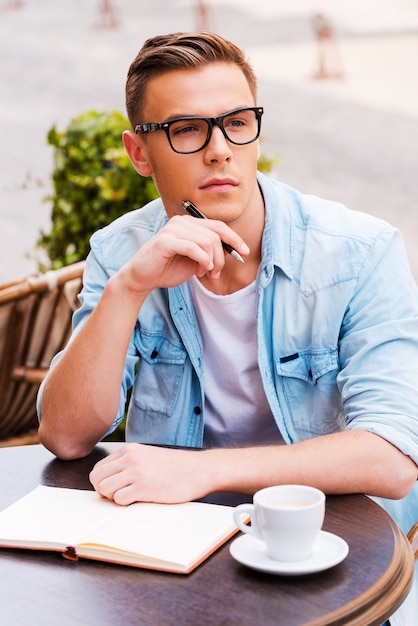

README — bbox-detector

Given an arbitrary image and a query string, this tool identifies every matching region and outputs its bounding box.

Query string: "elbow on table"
[384,456,418,500]
[38,421,94,461]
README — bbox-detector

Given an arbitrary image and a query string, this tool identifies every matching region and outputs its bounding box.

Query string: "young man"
[37,33,418,518]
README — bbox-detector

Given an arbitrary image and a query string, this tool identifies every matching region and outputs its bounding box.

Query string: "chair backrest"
[0,261,85,443]
[407,521,418,562]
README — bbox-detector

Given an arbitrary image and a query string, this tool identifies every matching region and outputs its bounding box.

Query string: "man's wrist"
[106,266,151,304]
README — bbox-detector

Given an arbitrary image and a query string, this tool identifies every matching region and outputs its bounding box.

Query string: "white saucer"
[229,530,349,576]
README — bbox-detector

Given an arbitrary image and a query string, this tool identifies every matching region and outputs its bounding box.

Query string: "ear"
[122,130,153,177]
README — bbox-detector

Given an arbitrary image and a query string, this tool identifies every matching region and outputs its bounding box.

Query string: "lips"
[199,177,238,192]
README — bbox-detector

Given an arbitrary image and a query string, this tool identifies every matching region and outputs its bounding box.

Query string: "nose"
[203,125,232,163]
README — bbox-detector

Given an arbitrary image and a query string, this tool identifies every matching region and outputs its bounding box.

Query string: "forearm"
[202,430,417,500]
[39,273,146,460]
[90,430,418,505]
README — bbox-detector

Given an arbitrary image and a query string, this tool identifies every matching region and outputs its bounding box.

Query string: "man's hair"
[125,31,257,128]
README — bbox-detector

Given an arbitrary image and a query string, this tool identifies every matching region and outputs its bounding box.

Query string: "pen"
[182,200,244,263]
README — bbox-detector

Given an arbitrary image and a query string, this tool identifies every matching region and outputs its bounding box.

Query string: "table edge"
[305,510,415,626]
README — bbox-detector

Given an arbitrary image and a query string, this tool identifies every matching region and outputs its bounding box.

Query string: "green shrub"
[37,110,158,269]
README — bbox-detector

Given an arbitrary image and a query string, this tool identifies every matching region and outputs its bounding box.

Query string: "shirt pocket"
[275,348,344,436]
[132,331,187,418]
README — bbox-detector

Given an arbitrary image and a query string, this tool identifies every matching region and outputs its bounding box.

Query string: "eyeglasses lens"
[168,108,260,154]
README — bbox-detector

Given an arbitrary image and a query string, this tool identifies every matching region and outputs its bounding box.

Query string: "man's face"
[131,62,261,226]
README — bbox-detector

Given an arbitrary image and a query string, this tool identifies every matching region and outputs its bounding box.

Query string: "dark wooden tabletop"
[0,443,414,626]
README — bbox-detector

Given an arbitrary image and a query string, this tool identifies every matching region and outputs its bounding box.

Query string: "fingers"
[89,443,208,505]
[160,214,249,262]
[180,214,249,260]
[155,223,220,274]
[160,214,249,277]
[89,453,122,500]
[89,443,168,505]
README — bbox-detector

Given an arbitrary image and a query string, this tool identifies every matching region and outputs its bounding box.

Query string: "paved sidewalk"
[0,0,417,282]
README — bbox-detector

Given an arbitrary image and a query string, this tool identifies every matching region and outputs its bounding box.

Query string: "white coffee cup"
[233,484,325,562]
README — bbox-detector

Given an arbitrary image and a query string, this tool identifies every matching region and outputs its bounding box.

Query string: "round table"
[0,443,414,626]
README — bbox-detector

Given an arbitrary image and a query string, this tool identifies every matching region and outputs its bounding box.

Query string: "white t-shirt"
[188,276,283,448]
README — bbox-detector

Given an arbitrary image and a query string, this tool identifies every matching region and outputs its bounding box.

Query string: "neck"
[198,182,265,295]
[198,255,259,295]
[199,216,263,295]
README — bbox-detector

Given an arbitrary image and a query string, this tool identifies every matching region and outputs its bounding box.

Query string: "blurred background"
[0,0,417,282]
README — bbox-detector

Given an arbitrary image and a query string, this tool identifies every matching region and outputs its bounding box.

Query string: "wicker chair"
[0,261,85,446]
[408,521,418,562]
[387,521,418,626]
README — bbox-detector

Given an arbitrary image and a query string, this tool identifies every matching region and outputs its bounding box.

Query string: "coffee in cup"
[233,484,325,562]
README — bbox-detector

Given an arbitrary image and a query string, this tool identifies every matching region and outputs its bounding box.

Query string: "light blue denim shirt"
[38,172,418,530]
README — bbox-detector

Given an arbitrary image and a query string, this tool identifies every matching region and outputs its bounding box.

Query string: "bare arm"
[39,215,249,460]
[39,275,147,459]
[89,430,418,505]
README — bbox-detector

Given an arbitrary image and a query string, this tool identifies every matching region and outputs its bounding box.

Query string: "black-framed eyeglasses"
[134,106,264,154]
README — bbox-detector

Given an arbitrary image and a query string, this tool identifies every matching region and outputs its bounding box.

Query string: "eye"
[224,113,250,131]
[225,118,245,128]
[170,120,204,137]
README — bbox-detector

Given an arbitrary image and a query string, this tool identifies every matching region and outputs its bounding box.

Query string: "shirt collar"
[257,171,294,282]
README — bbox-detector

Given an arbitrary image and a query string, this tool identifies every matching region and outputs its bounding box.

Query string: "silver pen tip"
[230,249,245,263]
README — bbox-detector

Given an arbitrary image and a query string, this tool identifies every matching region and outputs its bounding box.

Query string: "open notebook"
[0,485,242,574]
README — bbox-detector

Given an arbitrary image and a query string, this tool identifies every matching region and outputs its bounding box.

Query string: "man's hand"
[89,443,214,505]
[118,215,250,297]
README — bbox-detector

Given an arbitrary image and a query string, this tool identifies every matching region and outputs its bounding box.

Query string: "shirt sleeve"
[337,227,418,465]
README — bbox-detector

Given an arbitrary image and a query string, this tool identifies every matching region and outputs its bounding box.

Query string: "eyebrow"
[152,106,255,123]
